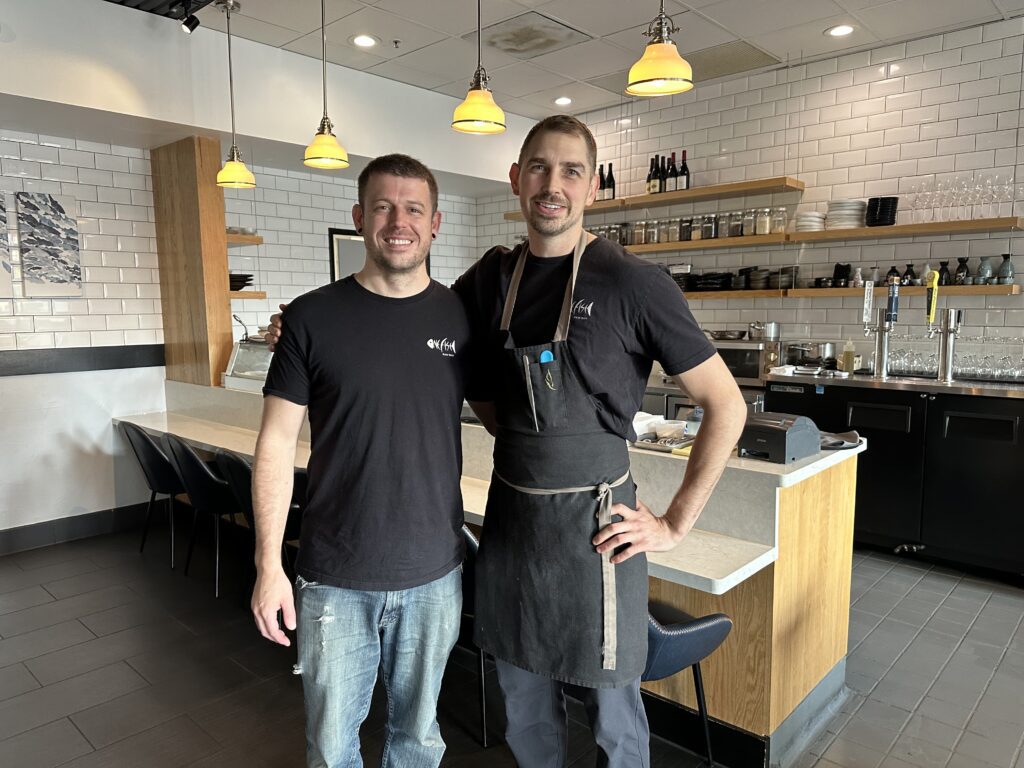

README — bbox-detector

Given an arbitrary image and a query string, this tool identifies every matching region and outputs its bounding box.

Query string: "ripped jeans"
[294,568,462,768]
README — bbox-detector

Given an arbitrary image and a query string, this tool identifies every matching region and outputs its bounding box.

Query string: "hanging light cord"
[471,0,488,89]
[225,3,238,147]
[320,0,329,123]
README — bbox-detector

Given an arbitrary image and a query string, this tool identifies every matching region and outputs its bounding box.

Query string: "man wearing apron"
[453,116,747,767]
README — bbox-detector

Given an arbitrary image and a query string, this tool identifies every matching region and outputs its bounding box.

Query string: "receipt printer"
[737,412,820,464]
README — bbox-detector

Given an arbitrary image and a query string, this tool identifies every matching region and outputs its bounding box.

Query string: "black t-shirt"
[263,276,469,591]
[453,237,715,439]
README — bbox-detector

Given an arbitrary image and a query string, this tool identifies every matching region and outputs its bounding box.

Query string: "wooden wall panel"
[151,136,229,386]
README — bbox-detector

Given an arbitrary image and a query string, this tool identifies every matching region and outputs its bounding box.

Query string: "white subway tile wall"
[0,134,482,348]
[481,18,1024,356]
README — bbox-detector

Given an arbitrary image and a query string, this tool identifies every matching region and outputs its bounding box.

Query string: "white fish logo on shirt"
[572,299,594,319]
[427,337,457,357]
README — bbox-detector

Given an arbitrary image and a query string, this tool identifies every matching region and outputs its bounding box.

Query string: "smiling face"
[510,130,598,244]
[352,173,441,276]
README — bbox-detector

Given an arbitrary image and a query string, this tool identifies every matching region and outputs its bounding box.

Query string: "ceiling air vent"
[685,40,780,83]
[463,12,591,60]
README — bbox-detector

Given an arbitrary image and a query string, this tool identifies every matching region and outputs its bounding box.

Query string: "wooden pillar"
[151,136,231,387]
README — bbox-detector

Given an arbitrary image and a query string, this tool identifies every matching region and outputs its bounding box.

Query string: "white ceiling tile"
[220,0,365,35]
[698,0,845,37]
[530,39,638,80]
[374,0,525,36]
[832,0,893,9]
[500,96,558,120]
[487,62,573,97]
[195,8,306,47]
[366,60,450,89]
[748,13,879,60]
[534,0,691,37]
[388,38,518,82]
[855,0,1002,40]
[434,80,478,99]
[604,11,736,55]
[324,6,446,58]
[521,80,625,112]
[993,0,1024,11]
[467,11,592,59]
[283,31,388,69]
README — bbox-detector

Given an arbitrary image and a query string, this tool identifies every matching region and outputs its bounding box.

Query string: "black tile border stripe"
[0,504,147,556]
[0,344,164,378]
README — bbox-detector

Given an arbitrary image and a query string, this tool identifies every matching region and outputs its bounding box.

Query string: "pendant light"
[303,0,350,169]
[215,0,256,188]
[625,0,694,97]
[451,0,505,135]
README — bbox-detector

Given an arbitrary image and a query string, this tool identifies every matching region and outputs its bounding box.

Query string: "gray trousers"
[495,659,651,768]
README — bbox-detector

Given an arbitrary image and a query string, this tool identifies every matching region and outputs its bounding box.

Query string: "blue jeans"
[295,568,462,768]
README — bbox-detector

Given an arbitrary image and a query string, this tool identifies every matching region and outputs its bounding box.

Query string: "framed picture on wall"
[328,227,431,282]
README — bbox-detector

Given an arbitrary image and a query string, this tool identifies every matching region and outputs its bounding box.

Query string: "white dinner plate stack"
[795,211,826,232]
[826,199,867,229]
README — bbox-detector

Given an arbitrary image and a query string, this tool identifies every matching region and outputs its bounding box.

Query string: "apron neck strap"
[500,230,590,339]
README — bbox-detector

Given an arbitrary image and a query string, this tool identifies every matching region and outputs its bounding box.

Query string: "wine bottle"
[606,163,616,200]
[658,155,667,194]
[678,150,690,190]
[666,152,678,193]
[597,163,606,202]
[646,157,656,195]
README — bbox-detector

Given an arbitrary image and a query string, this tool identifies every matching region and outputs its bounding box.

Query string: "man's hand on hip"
[252,566,296,646]
[592,500,687,564]
[264,303,287,351]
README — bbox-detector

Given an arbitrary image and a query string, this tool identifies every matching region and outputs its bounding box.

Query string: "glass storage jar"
[632,220,647,245]
[728,211,744,237]
[743,209,756,236]
[771,207,787,234]
[658,219,674,243]
[701,214,718,240]
[646,219,659,245]
[755,208,772,235]
[678,217,693,241]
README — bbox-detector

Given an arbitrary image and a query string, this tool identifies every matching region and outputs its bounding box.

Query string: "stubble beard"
[526,196,581,238]
[366,242,429,276]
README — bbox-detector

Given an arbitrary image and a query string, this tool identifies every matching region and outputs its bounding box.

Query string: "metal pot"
[748,321,780,341]
[705,329,747,340]
[786,341,836,363]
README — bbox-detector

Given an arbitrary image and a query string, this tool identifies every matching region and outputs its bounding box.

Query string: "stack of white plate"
[795,211,826,232]
[826,199,866,229]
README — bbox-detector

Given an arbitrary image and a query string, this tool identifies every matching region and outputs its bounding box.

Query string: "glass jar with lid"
[632,220,647,245]
[771,207,787,234]
[595,225,608,240]
[728,211,744,237]
[658,219,674,243]
[678,217,693,242]
[690,219,703,241]
[743,209,756,236]
[701,214,718,240]
[755,208,772,235]
[646,219,659,245]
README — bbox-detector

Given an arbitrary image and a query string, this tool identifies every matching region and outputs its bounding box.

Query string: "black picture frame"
[328,227,431,281]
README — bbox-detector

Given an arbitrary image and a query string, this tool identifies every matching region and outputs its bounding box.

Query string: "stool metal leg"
[478,647,489,748]
[168,496,176,570]
[184,507,200,576]
[692,663,713,767]
[139,491,156,553]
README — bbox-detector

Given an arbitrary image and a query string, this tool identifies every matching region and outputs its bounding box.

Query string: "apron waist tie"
[494,470,631,671]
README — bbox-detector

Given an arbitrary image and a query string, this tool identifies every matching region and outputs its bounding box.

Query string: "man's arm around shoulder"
[251,395,306,646]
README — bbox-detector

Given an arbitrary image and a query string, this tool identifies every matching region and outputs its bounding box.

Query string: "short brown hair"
[517,115,598,174]
[357,154,439,212]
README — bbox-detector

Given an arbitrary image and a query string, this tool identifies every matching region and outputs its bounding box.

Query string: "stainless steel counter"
[765,373,1024,400]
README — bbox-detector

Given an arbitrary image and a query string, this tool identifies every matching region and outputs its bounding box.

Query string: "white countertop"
[117,411,784,594]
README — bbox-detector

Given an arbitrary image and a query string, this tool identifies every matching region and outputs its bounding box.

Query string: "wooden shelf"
[502,176,805,221]
[228,290,267,299]
[226,233,263,246]
[788,217,1024,243]
[631,233,787,254]
[785,284,1021,298]
[686,290,785,300]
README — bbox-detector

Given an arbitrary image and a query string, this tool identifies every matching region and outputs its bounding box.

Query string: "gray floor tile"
[888,732,952,767]
[77,599,177,637]
[0,718,93,768]
[821,735,886,767]
[0,619,95,667]
[42,563,149,600]
[954,728,1020,768]
[900,713,961,751]
[0,585,137,638]
[0,585,54,617]
[878,756,924,768]
[59,715,221,768]
[947,753,1007,768]
[0,661,149,741]
[854,591,904,618]
[0,558,103,597]
[831,714,901,753]
[4,544,98,572]
[915,695,973,729]
[0,663,40,702]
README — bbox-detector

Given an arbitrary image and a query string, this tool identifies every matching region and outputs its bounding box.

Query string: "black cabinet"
[921,395,1024,573]
[838,390,928,546]
[764,381,845,432]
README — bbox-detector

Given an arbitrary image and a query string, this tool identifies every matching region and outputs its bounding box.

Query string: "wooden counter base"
[642,458,857,737]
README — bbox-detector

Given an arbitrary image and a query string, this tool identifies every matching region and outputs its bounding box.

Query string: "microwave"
[713,339,781,387]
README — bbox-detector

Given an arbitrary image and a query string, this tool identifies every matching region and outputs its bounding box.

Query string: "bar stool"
[163,434,240,598]
[642,605,733,767]
[215,449,304,576]
[120,422,185,568]
[458,525,490,748]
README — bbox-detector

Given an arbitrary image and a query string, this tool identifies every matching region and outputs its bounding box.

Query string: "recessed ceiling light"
[554,96,572,106]
[351,34,378,48]
[825,24,854,37]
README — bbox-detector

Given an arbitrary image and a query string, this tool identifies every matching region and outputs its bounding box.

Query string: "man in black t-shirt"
[251,155,469,768]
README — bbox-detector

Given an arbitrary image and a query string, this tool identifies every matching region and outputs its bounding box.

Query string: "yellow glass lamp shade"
[217,158,256,189]
[304,130,350,169]
[625,42,693,96]
[452,88,506,134]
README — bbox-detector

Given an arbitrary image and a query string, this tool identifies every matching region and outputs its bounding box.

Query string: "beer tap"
[864,281,898,379]
[923,270,966,383]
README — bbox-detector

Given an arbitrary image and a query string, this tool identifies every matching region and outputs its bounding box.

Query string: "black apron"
[474,231,648,688]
